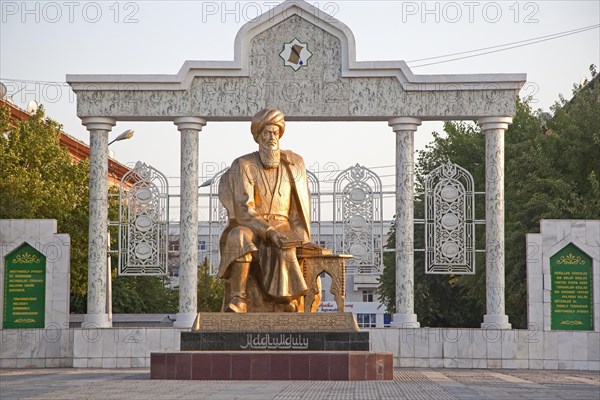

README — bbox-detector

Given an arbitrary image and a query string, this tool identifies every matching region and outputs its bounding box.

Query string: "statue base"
[151,312,393,381]
[181,331,369,351]
[150,351,393,381]
[191,312,360,332]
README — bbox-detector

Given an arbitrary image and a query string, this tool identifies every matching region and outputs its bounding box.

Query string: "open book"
[296,244,333,257]
[279,229,304,249]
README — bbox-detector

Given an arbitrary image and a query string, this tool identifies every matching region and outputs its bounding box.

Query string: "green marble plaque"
[3,243,46,329]
[550,243,593,330]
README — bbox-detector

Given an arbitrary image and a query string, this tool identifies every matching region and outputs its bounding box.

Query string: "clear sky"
[1,0,598,220]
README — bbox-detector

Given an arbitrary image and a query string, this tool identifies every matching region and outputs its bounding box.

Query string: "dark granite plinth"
[181,331,370,351]
[151,351,393,381]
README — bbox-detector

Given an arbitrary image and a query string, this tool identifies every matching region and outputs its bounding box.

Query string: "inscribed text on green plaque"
[550,243,593,330]
[3,243,46,329]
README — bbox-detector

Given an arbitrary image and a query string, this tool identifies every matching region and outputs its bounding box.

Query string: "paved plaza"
[1,368,599,400]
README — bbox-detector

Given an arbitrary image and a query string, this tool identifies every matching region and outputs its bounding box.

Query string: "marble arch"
[67,0,526,328]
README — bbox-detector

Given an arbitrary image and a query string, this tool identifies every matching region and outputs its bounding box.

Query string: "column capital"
[478,116,513,131]
[81,117,116,131]
[174,117,207,131]
[388,117,421,132]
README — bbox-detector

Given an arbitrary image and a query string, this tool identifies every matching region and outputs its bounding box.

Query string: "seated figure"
[218,108,320,313]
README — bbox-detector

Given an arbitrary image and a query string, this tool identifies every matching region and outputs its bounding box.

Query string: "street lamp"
[108,129,135,146]
[199,178,213,188]
[106,128,134,324]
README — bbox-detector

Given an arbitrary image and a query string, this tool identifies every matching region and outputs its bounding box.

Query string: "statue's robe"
[218,150,311,302]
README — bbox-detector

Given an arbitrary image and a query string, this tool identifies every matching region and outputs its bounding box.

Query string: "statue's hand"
[267,229,287,248]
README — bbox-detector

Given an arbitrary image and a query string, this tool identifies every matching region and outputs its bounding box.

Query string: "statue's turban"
[250,108,285,143]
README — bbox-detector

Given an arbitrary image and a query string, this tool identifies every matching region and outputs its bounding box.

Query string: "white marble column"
[81,116,115,328]
[173,117,206,328]
[478,116,513,329]
[388,117,421,328]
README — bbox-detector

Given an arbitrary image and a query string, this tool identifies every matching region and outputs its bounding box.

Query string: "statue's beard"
[259,145,280,169]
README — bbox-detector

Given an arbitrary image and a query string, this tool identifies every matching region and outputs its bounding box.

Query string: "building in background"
[1,98,132,186]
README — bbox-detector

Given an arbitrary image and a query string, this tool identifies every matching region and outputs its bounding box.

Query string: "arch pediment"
[67,0,526,121]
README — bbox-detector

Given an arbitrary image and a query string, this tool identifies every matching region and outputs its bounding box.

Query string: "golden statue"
[218,108,320,313]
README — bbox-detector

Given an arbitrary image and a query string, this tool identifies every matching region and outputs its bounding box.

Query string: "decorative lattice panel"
[333,164,384,274]
[207,168,229,275]
[424,161,475,274]
[307,169,321,245]
[118,162,169,275]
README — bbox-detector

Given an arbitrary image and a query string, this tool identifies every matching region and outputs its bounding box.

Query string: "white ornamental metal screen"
[118,162,169,275]
[333,164,384,274]
[207,168,229,275]
[424,161,475,274]
[307,169,321,245]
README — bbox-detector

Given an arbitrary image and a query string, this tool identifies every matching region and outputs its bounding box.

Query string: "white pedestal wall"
[368,327,600,371]
[526,220,600,332]
[0,327,184,369]
[0,219,70,331]
[1,325,598,371]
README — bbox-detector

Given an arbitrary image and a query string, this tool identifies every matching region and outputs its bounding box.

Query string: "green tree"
[0,104,91,312]
[111,272,179,313]
[197,259,225,312]
[504,69,600,327]
[377,223,397,315]
[379,120,487,328]
[0,104,190,315]
[379,67,599,328]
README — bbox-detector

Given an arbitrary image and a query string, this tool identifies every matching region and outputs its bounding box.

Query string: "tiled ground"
[0,368,599,400]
